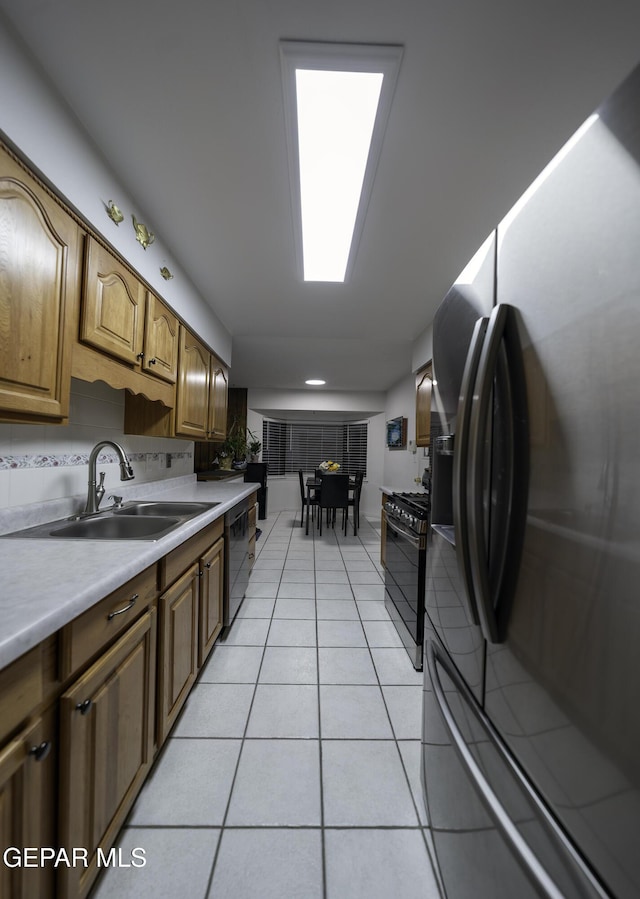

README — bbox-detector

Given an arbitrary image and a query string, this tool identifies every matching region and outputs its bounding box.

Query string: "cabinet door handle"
[29,741,52,762]
[204,562,212,569]
[76,699,93,715]
[107,594,138,620]
[148,357,157,365]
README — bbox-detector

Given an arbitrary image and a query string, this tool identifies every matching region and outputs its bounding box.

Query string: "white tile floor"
[92,509,441,899]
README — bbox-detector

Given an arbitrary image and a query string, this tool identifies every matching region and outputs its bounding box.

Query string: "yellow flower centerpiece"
[319,460,340,472]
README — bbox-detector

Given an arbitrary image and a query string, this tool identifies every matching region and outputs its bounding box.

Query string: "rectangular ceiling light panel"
[280,42,403,283]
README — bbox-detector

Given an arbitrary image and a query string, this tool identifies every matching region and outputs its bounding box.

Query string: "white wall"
[412,323,433,374]
[0,380,194,510]
[248,388,386,415]
[382,373,431,492]
[0,18,231,364]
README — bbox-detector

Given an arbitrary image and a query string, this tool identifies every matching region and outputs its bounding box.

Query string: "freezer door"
[489,64,640,897]
[422,626,608,899]
[425,525,484,702]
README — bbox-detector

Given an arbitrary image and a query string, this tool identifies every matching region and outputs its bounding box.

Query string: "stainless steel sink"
[1,500,220,540]
[114,501,216,517]
[50,515,180,540]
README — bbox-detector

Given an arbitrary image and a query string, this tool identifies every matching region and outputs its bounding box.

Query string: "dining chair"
[348,471,364,534]
[318,473,350,536]
[298,469,318,527]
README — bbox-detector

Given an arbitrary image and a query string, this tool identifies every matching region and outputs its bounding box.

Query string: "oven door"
[383,509,426,670]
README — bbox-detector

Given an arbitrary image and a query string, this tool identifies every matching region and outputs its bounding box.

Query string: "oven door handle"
[383,511,422,548]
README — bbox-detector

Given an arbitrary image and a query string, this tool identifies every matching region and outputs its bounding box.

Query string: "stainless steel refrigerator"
[422,62,640,898]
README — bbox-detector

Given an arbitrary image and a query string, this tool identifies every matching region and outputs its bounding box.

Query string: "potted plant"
[216,442,233,470]
[247,429,262,461]
[223,419,249,469]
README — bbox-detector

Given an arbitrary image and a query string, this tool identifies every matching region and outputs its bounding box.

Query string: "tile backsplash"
[0,379,194,509]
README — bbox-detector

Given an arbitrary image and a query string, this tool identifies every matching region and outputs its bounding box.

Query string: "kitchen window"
[262,420,368,476]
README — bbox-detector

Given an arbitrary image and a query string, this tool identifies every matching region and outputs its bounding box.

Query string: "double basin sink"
[3,501,220,541]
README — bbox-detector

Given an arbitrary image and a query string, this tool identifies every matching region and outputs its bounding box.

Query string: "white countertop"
[0,477,258,670]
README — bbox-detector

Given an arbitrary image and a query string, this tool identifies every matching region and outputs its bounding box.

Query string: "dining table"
[305,475,356,535]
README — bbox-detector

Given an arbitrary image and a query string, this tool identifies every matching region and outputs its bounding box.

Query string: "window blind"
[262,420,368,476]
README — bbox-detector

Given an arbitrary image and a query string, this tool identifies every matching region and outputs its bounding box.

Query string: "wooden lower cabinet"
[58,609,157,899]
[157,564,199,745]
[0,516,231,898]
[198,537,224,667]
[0,706,57,899]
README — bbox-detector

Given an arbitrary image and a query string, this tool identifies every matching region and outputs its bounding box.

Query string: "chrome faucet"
[83,441,135,516]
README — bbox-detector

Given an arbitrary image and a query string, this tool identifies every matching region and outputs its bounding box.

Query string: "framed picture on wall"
[386,416,407,449]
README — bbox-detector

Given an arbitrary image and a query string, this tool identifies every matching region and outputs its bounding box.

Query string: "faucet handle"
[108,494,124,508]
[95,471,106,510]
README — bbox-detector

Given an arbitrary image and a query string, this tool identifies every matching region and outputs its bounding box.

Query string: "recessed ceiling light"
[305,379,326,386]
[281,41,403,283]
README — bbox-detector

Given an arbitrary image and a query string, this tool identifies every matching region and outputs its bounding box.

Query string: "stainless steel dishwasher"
[223,497,250,626]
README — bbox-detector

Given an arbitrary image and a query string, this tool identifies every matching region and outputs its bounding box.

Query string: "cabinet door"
[415,362,433,447]
[143,292,178,383]
[0,150,81,422]
[58,609,156,899]
[0,709,57,899]
[198,537,224,667]
[158,563,199,744]
[174,327,210,439]
[208,359,228,438]
[81,236,146,366]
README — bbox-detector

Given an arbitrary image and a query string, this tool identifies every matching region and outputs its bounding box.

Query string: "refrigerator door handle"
[467,303,528,643]
[452,315,489,626]
[427,640,569,899]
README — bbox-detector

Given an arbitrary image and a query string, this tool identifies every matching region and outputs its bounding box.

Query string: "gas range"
[384,491,431,536]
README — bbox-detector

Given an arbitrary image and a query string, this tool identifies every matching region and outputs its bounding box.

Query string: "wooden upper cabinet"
[175,326,228,440]
[143,292,178,383]
[81,236,146,366]
[416,362,433,447]
[208,359,228,439]
[175,327,210,438]
[0,147,82,423]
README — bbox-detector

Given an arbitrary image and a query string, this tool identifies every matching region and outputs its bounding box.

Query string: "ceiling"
[2,0,640,395]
